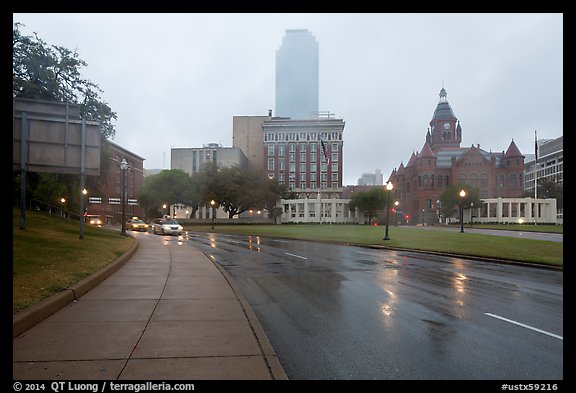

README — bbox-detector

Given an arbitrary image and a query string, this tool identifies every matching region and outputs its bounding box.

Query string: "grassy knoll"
[184,223,563,267]
[12,208,135,314]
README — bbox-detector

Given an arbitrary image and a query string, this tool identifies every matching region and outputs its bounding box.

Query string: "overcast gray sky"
[13,13,563,186]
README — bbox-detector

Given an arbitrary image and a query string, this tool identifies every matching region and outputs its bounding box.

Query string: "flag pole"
[534,130,538,225]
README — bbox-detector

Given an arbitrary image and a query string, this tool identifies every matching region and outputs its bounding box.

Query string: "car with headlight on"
[85,214,103,227]
[150,218,183,236]
[127,217,148,232]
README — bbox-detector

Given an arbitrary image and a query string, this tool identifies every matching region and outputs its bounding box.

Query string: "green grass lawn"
[12,208,135,314]
[184,223,563,267]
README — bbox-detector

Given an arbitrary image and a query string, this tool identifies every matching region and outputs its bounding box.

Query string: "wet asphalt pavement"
[188,232,563,380]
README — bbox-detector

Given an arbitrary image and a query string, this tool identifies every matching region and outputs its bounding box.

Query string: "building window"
[331,182,338,189]
[278,144,285,156]
[332,152,338,162]
[423,175,428,187]
[311,183,317,190]
[426,199,432,209]
[331,163,338,172]
[331,143,339,151]
[510,173,517,187]
[300,163,306,172]
[300,153,306,162]
[418,175,422,188]
[310,143,317,152]
[311,153,317,162]
[289,143,296,152]
[289,132,297,141]
[430,175,434,187]
[310,132,317,141]
[289,182,295,190]
[278,159,285,170]
[289,153,295,162]
[265,132,275,141]
[300,182,306,189]
[498,175,505,188]
[278,173,285,182]
[311,173,317,182]
[311,163,317,172]
[445,175,449,186]
[299,132,307,140]
[320,163,327,172]
[268,159,274,170]
[320,173,327,182]
[268,144,275,156]
[481,174,488,188]
[289,163,295,172]
[300,173,306,181]
[300,143,307,152]
[321,182,327,189]
[331,173,338,181]
[331,132,339,140]
[278,132,286,141]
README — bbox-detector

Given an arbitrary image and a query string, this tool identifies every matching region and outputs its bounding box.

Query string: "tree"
[348,188,387,225]
[439,183,482,220]
[138,169,199,219]
[13,22,117,139]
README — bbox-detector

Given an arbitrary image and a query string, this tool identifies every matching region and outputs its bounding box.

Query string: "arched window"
[418,176,422,188]
[430,175,434,187]
[438,175,443,188]
[510,174,517,187]
[498,175,505,188]
[423,174,429,187]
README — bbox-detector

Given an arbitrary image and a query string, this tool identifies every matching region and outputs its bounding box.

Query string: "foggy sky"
[13,13,563,186]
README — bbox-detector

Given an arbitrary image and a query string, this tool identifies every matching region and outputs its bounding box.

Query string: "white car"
[150,218,183,236]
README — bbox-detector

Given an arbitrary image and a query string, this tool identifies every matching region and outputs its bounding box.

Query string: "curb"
[203,251,289,380]
[13,237,139,339]
[364,244,564,271]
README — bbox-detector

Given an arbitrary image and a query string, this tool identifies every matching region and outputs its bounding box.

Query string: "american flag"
[320,139,330,165]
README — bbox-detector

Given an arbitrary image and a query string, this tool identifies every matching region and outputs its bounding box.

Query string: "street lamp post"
[120,158,128,236]
[394,201,399,226]
[470,202,474,227]
[80,188,87,239]
[210,200,216,229]
[383,181,393,240]
[459,189,466,233]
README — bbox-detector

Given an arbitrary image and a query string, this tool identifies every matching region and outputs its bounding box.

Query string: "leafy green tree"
[348,187,387,225]
[439,183,482,220]
[13,22,117,139]
[138,169,199,219]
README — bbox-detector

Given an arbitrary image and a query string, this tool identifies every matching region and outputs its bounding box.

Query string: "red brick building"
[86,140,145,224]
[388,88,525,224]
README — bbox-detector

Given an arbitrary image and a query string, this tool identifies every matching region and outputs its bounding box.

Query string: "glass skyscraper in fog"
[275,29,319,119]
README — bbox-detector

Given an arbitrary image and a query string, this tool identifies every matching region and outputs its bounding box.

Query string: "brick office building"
[86,140,145,224]
[388,88,525,224]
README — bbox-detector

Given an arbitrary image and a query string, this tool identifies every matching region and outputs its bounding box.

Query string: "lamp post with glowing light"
[210,200,216,229]
[80,188,87,239]
[459,189,466,233]
[383,181,393,240]
[120,158,128,236]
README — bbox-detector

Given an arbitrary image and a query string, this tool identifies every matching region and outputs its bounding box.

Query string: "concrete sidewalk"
[13,232,287,380]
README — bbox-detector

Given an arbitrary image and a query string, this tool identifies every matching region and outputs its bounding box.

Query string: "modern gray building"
[357,169,384,186]
[171,143,247,176]
[275,29,319,120]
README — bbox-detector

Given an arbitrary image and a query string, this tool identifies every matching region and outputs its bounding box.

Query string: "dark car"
[127,218,148,232]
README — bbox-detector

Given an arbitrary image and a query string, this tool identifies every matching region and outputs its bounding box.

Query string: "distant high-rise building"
[276,29,319,119]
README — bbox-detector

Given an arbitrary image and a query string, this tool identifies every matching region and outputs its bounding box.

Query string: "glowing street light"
[383,181,394,241]
[210,200,216,229]
[459,189,466,233]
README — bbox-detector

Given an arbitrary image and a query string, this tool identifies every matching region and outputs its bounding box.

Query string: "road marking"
[285,252,308,260]
[485,313,563,340]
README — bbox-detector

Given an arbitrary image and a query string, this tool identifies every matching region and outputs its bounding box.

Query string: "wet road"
[188,232,563,380]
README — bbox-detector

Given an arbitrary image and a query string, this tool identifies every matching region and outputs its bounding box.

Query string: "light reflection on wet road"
[188,232,563,380]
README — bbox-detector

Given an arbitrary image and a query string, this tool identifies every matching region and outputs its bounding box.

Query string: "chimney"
[268,109,272,118]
